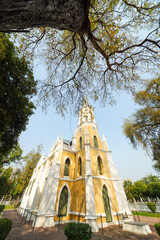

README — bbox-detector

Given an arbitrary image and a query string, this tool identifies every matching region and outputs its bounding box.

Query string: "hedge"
[147,202,156,213]
[64,222,92,240]
[154,223,160,236]
[0,218,12,240]
[0,205,5,214]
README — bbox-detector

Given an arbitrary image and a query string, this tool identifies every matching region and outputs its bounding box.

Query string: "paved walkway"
[3,210,160,240]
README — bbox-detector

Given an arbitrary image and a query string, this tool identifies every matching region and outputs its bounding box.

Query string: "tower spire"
[78,97,95,125]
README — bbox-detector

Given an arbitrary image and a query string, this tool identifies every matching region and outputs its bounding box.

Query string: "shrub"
[0,205,5,214]
[147,202,156,213]
[154,223,160,236]
[0,218,12,240]
[64,222,92,240]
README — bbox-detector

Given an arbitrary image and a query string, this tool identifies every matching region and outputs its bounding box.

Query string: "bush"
[64,222,92,240]
[0,205,5,213]
[0,218,12,240]
[154,223,160,236]
[147,202,156,213]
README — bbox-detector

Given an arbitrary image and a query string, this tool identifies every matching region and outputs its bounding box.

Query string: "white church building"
[18,99,151,235]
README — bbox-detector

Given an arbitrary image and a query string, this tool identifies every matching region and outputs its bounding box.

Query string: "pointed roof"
[78,97,95,125]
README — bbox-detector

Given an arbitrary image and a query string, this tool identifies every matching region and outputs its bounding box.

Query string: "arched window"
[79,136,82,149]
[102,185,112,222]
[58,186,68,216]
[97,156,103,175]
[93,135,98,148]
[78,157,82,177]
[64,158,70,176]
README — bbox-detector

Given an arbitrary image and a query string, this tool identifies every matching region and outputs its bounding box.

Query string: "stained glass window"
[97,157,102,175]
[94,135,98,148]
[80,137,82,149]
[102,185,112,222]
[58,186,68,216]
[64,158,70,176]
[78,157,82,176]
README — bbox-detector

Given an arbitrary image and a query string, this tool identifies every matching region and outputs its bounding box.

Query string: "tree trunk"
[0,0,88,33]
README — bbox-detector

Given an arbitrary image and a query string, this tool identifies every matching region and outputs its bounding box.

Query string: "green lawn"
[4,205,16,210]
[132,211,160,218]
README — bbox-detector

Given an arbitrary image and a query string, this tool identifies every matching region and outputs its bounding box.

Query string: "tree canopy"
[0,145,42,200]
[9,0,159,114]
[123,179,147,200]
[0,167,13,198]
[0,144,23,167]
[0,34,37,160]
[123,174,160,200]
[147,182,160,198]
[123,78,160,172]
[7,145,42,199]
[141,174,160,184]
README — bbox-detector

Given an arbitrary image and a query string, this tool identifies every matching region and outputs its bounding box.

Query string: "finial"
[83,95,88,105]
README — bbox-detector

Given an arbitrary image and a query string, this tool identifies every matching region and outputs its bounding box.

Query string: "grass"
[4,205,16,210]
[132,211,160,218]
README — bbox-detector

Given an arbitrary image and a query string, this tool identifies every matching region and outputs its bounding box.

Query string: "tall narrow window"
[58,186,68,216]
[94,135,98,148]
[79,136,82,149]
[102,185,112,222]
[64,158,70,176]
[97,156,103,175]
[78,157,82,176]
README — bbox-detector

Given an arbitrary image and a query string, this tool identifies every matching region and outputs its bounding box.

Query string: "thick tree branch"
[0,0,88,33]
[122,0,160,12]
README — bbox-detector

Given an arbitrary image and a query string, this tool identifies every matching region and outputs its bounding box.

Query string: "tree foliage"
[123,78,160,172]
[0,34,37,159]
[123,180,134,200]
[0,145,42,199]
[123,175,160,200]
[152,133,160,172]
[132,181,147,200]
[0,144,23,167]
[0,167,13,198]
[147,182,160,198]
[14,0,160,114]
[141,174,160,184]
[123,179,148,200]
[12,145,42,197]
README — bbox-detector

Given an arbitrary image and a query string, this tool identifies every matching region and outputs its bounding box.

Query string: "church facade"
[19,99,132,232]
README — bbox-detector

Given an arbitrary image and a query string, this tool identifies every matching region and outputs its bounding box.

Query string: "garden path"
[3,210,160,240]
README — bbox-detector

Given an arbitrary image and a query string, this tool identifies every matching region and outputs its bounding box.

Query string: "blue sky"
[18,62,157,182]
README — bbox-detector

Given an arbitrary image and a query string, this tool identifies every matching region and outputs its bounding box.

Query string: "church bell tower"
[19,99,132,231]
